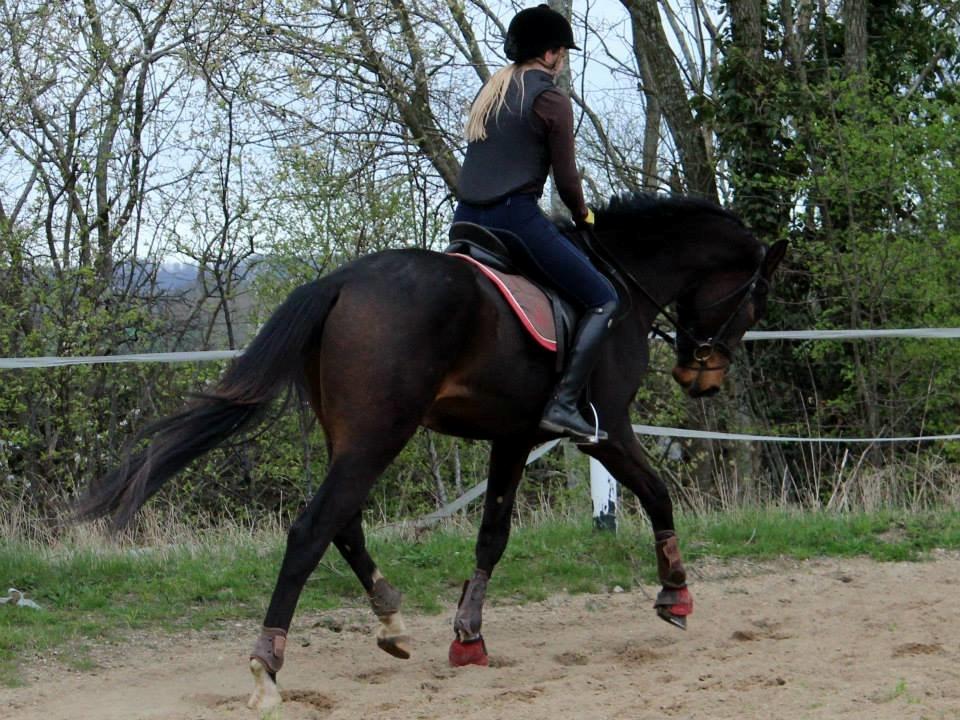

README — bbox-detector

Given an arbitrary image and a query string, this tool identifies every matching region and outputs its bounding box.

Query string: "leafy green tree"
[712,0,960,495]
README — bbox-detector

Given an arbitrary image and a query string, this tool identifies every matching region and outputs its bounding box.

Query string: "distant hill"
[117,260,264,293]
[155,262,198,291]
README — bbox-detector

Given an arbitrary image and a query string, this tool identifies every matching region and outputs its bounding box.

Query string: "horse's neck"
[599,235,689,309]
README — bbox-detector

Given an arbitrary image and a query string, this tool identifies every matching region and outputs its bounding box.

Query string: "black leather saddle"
[444,222,523,274]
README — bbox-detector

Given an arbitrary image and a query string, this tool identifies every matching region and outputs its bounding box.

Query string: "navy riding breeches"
[453,194,617,309]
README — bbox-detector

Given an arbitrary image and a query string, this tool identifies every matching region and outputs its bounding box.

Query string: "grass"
[680,509,960,562]
[1,508,959,686]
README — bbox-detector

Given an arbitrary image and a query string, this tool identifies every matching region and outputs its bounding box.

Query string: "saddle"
[445,222,624,370]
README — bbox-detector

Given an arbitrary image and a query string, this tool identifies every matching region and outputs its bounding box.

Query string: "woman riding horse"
[76,4,788,714]
[455,4,618,444]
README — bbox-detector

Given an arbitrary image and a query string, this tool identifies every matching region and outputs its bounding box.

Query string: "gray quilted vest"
[456,70,556,205]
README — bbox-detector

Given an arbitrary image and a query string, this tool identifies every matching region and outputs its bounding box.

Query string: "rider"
[454,4,618,444]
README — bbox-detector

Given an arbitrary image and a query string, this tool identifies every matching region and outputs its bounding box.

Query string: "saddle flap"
[449,252,577,372]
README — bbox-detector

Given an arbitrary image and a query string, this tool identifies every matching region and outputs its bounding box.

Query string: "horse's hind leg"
[248,431,416,711]
[333,512,411,659]
[449,439,530,666]
[583,430,693,630]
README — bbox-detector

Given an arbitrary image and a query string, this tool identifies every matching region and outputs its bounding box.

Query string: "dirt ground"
[3,554,959,720]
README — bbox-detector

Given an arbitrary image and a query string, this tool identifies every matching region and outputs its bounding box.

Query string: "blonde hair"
[464,51,566,143]
[465,65,522,142]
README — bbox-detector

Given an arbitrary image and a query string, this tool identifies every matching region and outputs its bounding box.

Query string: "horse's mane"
[592,192,745,231]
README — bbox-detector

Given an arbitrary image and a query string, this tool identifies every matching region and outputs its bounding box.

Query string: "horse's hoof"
[656,608,688,630]
[248,658,282,713]
[449,636,489,667]
[377,634,412,659]
[654,586,693,631]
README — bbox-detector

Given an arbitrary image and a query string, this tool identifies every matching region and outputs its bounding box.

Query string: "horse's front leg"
[449,439,529,666]
[584,429,694,629]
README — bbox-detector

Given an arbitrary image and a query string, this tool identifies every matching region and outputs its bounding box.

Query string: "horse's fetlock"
[453,569,489,639]
[655,533,687,588]
[250,626,287,674]
[248,657,283,712]
[369,576,403,619]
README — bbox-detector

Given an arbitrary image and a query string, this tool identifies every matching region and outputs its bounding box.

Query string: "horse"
[77,192,786,712]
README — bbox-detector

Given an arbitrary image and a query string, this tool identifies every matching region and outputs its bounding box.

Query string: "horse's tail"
[76,274,344,530]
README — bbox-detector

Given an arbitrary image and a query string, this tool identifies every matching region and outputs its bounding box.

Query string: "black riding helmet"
[504,4,579,64]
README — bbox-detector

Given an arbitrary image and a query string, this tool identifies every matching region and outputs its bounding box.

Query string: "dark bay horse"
[78,193,786,711]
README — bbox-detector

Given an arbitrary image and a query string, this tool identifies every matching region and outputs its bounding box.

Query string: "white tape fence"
[2,328,959,370]
[3,326,959,527]
[2,328,959,445]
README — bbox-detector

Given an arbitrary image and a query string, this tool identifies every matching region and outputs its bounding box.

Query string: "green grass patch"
[1,508,958,686]
[679,509,960,563]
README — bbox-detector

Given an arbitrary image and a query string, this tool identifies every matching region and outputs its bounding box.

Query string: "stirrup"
[585,402,603,444]
[539,402,607,443]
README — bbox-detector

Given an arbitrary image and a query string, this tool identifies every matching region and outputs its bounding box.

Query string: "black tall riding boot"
[538,300,617,443]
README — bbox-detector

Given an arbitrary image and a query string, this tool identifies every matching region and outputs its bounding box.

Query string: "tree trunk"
[427,433,449,507]
[637,50,663,191]
[843,0,868,77]
[730,0,764,65]
[341,0,462,193]
[620,0,718,201]
[723,0,791,240]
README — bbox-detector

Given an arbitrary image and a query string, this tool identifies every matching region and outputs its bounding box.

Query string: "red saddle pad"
[451,253,557,352]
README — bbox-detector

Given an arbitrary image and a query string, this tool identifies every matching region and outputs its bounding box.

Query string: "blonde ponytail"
[464,52,566,142]
[465,65,526,142]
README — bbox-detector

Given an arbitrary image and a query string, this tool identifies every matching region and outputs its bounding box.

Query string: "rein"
[585,228,766,370]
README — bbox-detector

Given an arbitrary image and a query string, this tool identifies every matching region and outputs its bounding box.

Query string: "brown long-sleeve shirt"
[522,89,589,221]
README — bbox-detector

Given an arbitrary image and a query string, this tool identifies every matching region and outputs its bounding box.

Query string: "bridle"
[672,266,767,371]
[585,228,767,372]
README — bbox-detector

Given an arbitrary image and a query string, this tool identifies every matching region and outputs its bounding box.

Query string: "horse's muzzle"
[687,383,720,399]
[671,357,728,397]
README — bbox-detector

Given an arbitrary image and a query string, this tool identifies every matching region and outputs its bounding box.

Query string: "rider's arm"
[533,89,589,224]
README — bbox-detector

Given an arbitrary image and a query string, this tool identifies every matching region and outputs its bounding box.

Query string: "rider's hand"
[575,207,595,229]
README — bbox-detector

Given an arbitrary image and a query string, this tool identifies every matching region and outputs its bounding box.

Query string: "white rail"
[3,327,959,369]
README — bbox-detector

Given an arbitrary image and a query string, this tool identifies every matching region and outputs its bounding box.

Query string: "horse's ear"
[762,240,788,279]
